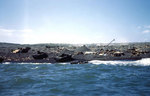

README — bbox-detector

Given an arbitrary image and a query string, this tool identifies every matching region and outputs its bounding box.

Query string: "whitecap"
[31,66,39,69]
[2,62,52,65]
[2,62,11,64]
[57,62,70,65]
[135,58,150,66]
[19,62,52,65]
[89,58,150,66]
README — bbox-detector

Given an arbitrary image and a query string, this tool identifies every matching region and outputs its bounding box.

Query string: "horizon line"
[0,41,150,45]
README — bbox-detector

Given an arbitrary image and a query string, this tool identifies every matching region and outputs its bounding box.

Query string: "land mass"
[0,42,150,64]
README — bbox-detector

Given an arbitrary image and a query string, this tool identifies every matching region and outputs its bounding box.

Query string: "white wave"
[2,62,69,65]
[135,58,150,66]
[57,62,70,65]
[2,58,150,66]
[31,66,39,69]
[89,58,150,66]
[2,62,11,64]
[22,63,52,65]
[2,62,52,65]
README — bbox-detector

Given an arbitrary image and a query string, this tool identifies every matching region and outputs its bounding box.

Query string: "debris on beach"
[0,42,150,63]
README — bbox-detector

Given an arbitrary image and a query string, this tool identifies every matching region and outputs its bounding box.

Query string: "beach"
[0,42,150,63]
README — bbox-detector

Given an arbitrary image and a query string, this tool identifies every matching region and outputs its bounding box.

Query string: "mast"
[106,39,115,47]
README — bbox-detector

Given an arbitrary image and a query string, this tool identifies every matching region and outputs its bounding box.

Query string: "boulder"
[32,52,48,60]
[55,54,74,62]
[113,51,125,57]
[12,47,31,54]
[21,47,31,53]
[75,45,91,52]
[0,57,4,63]
[70,60,88,64]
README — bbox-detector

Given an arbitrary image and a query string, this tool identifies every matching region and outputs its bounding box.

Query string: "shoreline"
[0,42,150,64]
[1,58,150,66]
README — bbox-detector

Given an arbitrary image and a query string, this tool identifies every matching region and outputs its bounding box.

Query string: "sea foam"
[2,58,150,66]
[89,58,150,66]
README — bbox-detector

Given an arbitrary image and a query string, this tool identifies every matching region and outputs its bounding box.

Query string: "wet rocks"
[113,51,125,57]
[21,47,31,53]
[12,47,31,53]
[32,51,48,60]
[1,42,150,63]
[70,60,88,64]
[0,57,4,63]
[55,54,74,62]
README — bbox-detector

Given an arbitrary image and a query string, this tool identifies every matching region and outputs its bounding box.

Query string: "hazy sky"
[0,0,150,44]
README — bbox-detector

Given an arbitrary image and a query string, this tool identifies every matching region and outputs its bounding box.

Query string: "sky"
[0,0,150,44]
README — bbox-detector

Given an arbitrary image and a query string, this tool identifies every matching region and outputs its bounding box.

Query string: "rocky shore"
[0,42,150,64]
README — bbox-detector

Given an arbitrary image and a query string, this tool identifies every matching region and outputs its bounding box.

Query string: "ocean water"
[0,58,150,96]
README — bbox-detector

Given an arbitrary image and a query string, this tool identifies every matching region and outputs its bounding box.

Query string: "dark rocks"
[1,42,150,63]
[55,54,74,62]
[45,46,51,48]
[37,51,44,54]
[70,60,88,64]
[32,51,48,60]
[45,46,59,49]
[113,52,125,57]
[0,57,4,63]
[21,47,31,53]
[12,47,31,53]
[76,52,84,55]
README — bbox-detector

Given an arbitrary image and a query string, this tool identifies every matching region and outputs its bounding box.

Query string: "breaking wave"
[2,62,52,65]
[89,58,150,66]
[2,58,150,66]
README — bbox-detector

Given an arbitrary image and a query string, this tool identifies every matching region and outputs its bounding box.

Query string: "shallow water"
[0,58,150,96]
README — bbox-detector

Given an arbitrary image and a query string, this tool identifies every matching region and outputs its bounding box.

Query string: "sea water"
[0,58,150,96]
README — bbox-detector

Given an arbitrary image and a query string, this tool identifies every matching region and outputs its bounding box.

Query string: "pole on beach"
[106,39,115,47]
[98,39,115,55]
[103,39,115,55]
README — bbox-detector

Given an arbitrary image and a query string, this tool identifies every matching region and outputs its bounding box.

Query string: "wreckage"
[0,41,150,63]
